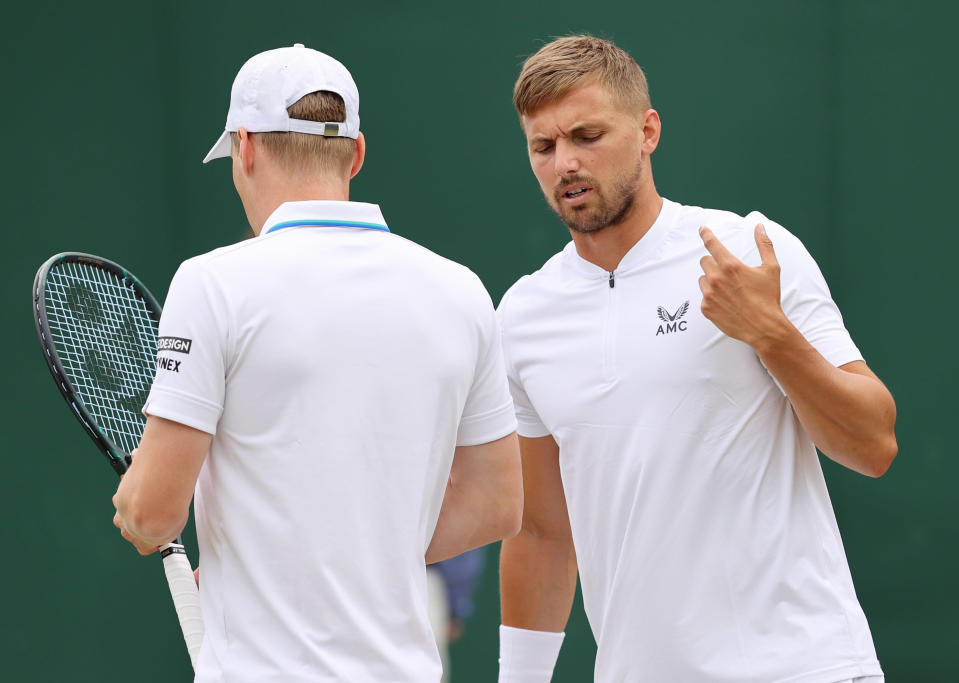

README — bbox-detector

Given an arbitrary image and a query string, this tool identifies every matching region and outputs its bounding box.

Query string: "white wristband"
[498,625,565,683]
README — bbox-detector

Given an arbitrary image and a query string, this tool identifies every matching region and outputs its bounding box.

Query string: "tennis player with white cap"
[113,43,522,682]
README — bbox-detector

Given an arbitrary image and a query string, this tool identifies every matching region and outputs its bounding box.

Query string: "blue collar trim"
[264,219,390,235]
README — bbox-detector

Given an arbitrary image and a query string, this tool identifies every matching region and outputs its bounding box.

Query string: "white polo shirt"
[145,200,517,683]
[498,198,883,682]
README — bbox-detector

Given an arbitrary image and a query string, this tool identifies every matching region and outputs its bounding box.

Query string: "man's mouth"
[559,184,593,205]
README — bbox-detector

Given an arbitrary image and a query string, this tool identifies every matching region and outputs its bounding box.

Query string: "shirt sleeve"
[142,258,229,435]
[497,289,551,439]
[756,216,863,369]
[455,283,518,447]
[738,215,863,397]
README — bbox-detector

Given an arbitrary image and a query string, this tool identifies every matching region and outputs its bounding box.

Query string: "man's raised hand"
[698,224,788,350]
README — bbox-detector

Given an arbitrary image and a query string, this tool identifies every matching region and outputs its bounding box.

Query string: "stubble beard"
[548,160,644,235]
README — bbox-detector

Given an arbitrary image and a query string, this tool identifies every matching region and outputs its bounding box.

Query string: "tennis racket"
[32,252,204,670]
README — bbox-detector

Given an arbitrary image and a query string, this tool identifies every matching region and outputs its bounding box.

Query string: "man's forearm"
[113,416,212,554]
[755,318,897,476]
[426,433,522,564]
[426,483,520,564]
[497,434,572,681]
[500,529,577,631]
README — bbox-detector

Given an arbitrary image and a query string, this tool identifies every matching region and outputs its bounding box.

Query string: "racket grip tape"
[159,542,204,671]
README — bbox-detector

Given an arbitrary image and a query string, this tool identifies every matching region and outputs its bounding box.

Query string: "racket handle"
[160,542,204,671]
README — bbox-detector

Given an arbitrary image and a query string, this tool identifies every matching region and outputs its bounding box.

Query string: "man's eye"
[534,144,554,154]
[579,134,601,143]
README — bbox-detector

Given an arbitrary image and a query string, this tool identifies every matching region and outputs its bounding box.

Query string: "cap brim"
[203,130,232,164]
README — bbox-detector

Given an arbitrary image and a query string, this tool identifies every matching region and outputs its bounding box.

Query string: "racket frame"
[32,251,203,670]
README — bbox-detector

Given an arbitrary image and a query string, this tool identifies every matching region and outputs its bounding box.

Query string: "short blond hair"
[230,90,356,176]
[513,35,651,118]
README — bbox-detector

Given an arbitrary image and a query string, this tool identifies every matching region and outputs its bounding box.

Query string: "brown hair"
[513,35,651,118]
[230,90,356,176]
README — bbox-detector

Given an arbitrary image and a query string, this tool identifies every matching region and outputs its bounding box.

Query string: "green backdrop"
[2,1,955,680]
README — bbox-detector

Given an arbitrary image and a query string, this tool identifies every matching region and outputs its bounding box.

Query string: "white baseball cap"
[203,43,360,163]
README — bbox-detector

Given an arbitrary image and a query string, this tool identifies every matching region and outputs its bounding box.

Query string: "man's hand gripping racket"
[32,252,204,670]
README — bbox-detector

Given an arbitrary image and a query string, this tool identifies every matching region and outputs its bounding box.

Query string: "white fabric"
[498,198,883,683]
[145,200,516,683]
[498,625,565,683]
[203,43,360,163]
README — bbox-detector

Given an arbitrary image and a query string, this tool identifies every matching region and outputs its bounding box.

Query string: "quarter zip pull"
[609,271,615,288]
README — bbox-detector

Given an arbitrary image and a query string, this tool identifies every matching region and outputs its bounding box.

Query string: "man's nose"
[554,139,581,176]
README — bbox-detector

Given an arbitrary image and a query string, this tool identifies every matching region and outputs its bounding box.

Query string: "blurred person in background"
[428,547,487,682]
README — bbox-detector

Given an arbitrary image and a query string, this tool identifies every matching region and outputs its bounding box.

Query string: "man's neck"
[571,187,663,272]
[249,179,351,235]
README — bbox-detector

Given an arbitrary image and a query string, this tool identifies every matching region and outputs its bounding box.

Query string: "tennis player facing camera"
[497,36,897,682]
[112,43,522,682]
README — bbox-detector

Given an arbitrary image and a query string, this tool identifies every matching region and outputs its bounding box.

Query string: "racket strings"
[44,262,158,455]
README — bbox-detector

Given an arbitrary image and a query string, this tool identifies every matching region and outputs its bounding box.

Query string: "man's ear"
[236,127,255,175]
[641,109,661,155]
[349,132,366,179]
